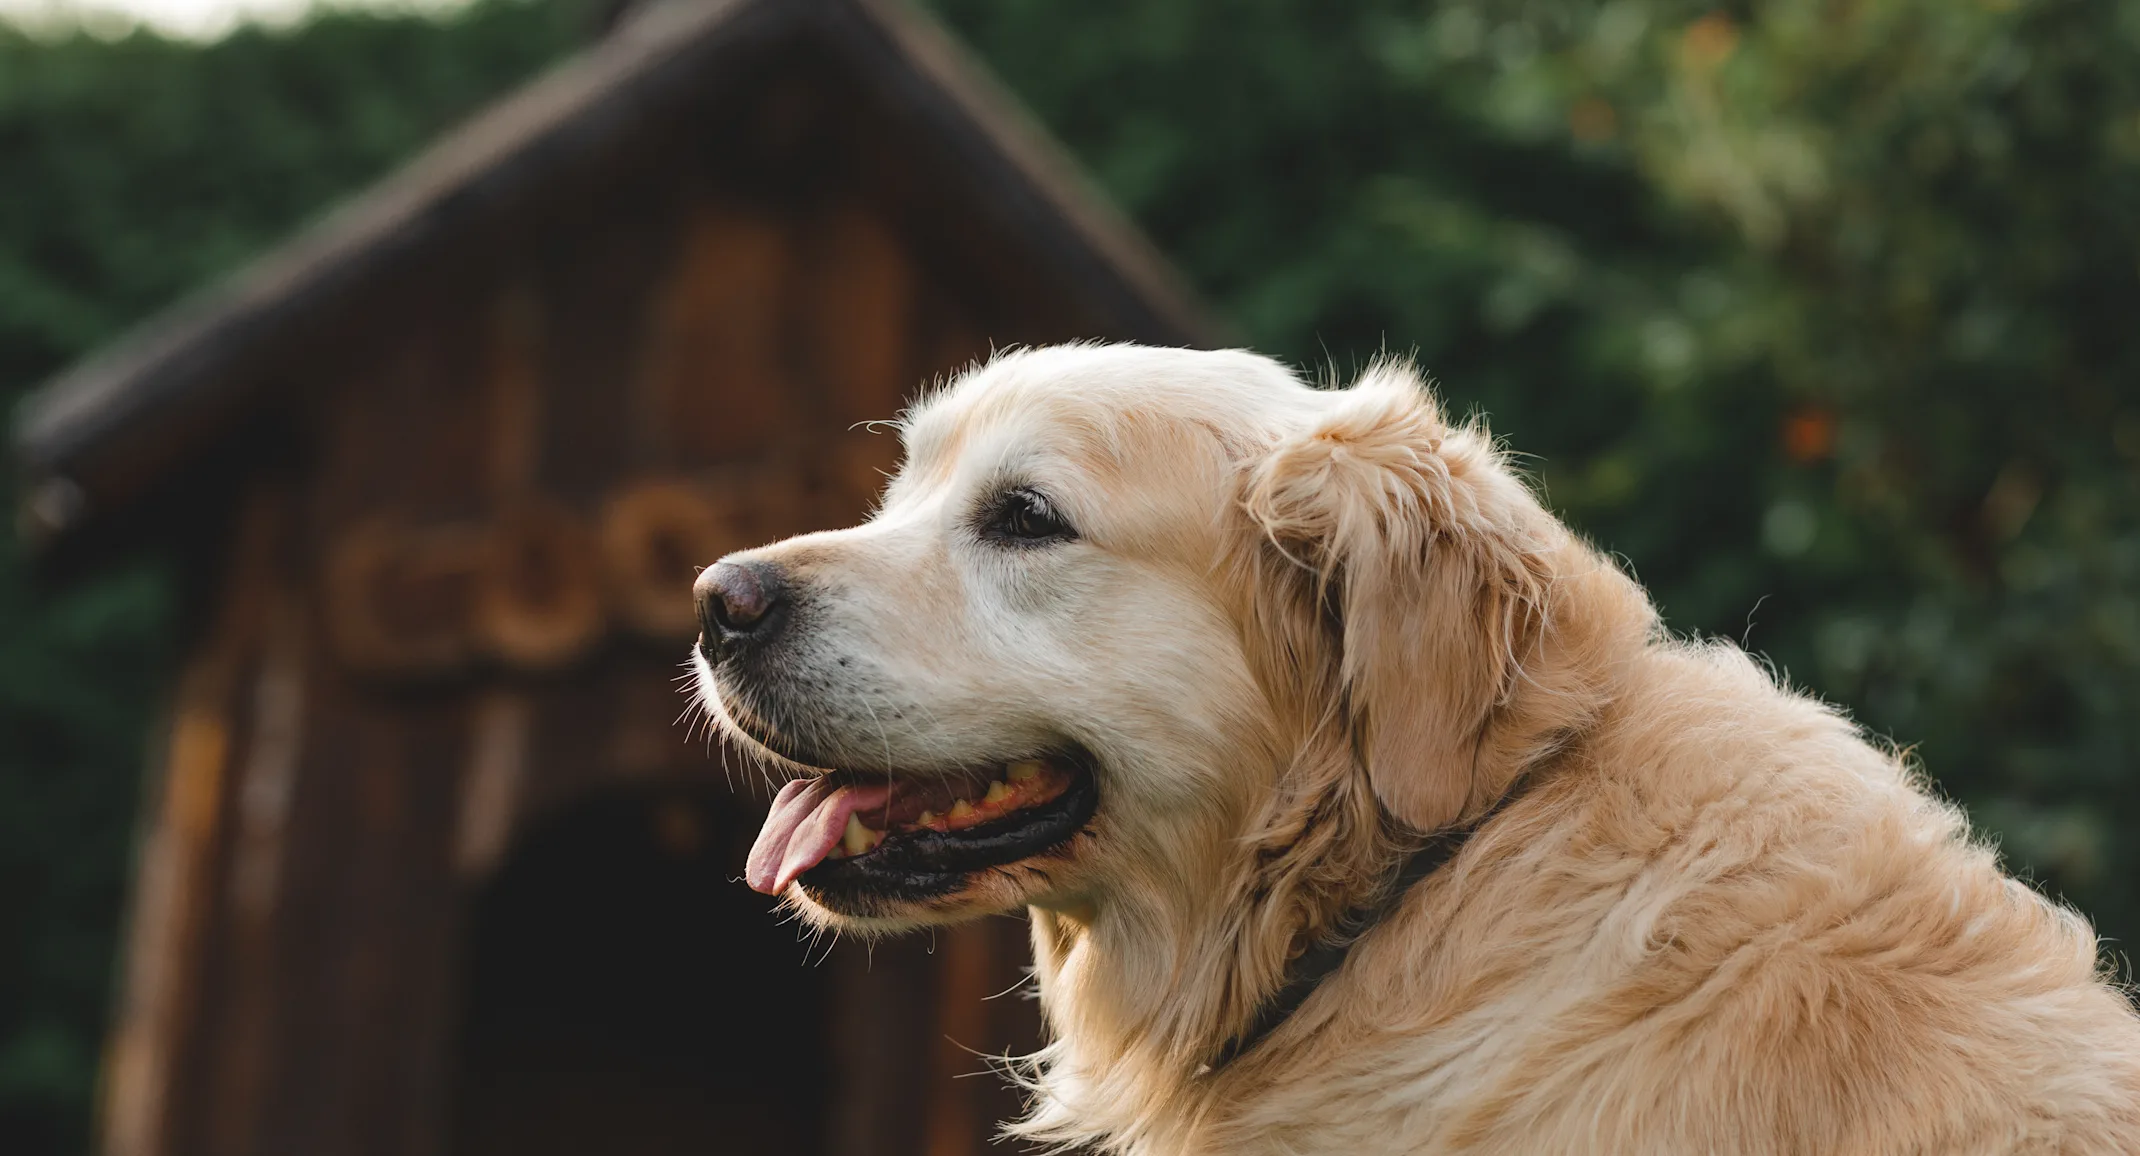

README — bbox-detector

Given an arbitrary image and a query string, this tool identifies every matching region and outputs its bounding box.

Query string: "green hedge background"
[4,0,2136,1150]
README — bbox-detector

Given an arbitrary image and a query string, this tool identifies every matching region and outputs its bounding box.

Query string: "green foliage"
[927,0,2140,939]
[4,0,2138,1149]
[0,0,588,389]
[0,545,166,1156]
[0,5,580,1150]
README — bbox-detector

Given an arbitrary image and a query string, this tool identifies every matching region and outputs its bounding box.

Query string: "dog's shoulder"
[1214,639,2140,1154]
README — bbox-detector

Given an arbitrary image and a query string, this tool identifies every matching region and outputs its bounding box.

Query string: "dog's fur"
[699,344,2140,1155]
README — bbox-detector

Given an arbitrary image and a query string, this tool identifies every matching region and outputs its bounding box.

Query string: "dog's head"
[694,344,1629,935]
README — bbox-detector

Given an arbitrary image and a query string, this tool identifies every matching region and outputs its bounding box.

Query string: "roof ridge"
[12,0,1217,549]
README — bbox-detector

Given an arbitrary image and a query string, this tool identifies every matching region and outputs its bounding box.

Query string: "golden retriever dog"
[692,344,2140,1154]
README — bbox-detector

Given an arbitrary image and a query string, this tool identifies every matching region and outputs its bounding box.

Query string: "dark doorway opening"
[449,786,828,1155]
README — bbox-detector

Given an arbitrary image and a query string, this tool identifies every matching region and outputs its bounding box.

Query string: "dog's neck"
[1011,548,1654,1154]
[1010,733,1427,1153]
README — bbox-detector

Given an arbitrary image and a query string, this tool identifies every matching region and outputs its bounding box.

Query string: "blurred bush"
[929,0,2140,934]
[3,0,2137,1149]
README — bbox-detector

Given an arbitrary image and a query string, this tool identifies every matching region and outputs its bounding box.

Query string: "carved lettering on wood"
[477,499,607,671]
[322,519,485,676]
[601,480,746,639]
[317,467,845,679]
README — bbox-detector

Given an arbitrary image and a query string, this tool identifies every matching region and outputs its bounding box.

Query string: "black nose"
[695,559,785,658]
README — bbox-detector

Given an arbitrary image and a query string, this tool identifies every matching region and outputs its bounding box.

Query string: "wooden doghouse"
[10,1,1212,1153]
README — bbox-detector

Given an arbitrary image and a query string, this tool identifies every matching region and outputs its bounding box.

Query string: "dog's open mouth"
[746,751,1098,900]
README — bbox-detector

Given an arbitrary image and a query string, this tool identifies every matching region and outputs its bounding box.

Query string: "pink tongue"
[747,777,892,895]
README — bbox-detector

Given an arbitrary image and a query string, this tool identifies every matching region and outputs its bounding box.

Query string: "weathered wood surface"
[97,27,1148,1156]
[105,493,283,1156]
[14,0,1215,570]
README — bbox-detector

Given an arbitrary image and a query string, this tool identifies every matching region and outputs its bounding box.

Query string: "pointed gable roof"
[11,0,1216,548]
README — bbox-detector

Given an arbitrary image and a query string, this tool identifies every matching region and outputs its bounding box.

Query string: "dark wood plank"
[103,491,299,1156]
[640,203,801,465]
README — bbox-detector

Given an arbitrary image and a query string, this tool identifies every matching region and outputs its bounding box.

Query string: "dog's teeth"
[984,780,1012,805]
[918,809,938,826]
[949,799,976,821]
[1007,761,1042,783]
[842,813,875,856]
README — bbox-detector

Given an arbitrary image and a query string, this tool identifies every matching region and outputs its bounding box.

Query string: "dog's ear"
[1243,364,1552,833]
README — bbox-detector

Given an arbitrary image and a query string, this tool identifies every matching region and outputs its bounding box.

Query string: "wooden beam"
[102,493,285,1156]
[924,923,999,1156]
[456,691,532,879]
[198,578,308,1156]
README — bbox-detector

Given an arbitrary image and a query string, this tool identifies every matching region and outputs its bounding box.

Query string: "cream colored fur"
[699,343,2140,1155]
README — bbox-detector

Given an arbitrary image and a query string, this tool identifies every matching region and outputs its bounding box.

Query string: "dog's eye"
[984,488,1076,545]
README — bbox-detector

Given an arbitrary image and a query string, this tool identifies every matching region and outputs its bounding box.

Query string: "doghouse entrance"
[448,786,829,1156]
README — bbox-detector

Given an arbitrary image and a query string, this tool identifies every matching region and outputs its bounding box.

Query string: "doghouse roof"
[10,0,1215,552]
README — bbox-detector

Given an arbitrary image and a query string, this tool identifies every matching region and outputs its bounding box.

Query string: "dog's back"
[1210,640,2140,1155]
